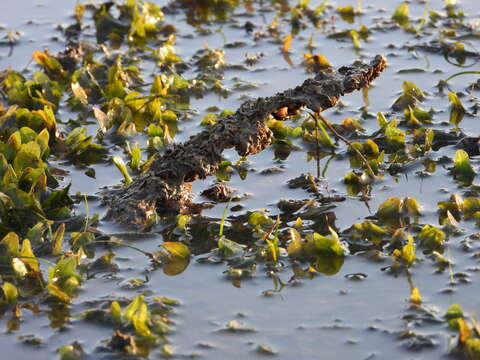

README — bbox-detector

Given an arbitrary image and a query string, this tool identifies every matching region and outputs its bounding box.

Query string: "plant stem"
[317,113,376,178]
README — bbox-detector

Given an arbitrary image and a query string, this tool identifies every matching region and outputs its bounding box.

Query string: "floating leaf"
[57,342,84,360]
[12,258,28,277]
[282,34,292,53]
[132,302,151,337]
[410,287,422,304]
[110,301,122,324]
[218,236,243,258]
[418,225,445,251]
[445,303,464,329]
[453,150,475,186]
[201,113,217,126]
[47,283,71,303]
[404,197,422,217]
[2,281,18,303]
[112,156,133,185]
[402,234,416,267]
[392,81,425,111]
[392,2,409,28]
[32,51,64,75]
[376,197,402,219]
[448,91,466,127]
[287,228,303,258]
[457,318,472,346]
[52,223,65,256]
[20,239,39,273]
[466,338,480,359]
[163,256,189,276]
[349,221,387,244]
[349,30,361,49]
[302,54,331,72]
[71,82,88,106]
[336,5,355,23]
[1,232,20,254]
[161,242,190,260]
[248,211,273,230]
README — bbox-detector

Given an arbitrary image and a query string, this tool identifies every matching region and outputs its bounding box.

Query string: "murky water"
[1,0,480,359]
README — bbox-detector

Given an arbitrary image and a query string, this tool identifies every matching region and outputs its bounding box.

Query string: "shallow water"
[1,0,480,359]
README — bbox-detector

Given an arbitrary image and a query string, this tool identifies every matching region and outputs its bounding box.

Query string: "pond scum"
[0,0,480,359]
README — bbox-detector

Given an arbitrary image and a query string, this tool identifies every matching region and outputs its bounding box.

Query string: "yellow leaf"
[52,223,65,256]
[47,283,71,303]
[2,282,18,303]
[32,51,48,67]
[71,82,88,106]
[402,234,416,266]
[20,239,39,273]
[458,318,472,345]
[282,34,292,53]
[410,287,422,304]
[1,232,20,254]
[161,242,190,259]
[287,228,303,258]
[93,107,107,133]
[163,257,189,276]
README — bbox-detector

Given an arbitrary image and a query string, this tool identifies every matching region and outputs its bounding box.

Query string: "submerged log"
[104,55,387,229]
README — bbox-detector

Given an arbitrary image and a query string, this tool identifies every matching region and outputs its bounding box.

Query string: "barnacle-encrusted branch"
[104,55,387,229]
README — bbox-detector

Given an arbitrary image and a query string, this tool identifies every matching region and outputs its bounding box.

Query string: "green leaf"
[392,81,425,110]
[466,338,480,359]
[287,228,303,258]
[336,5,355,23]
[444,303,464,330]
[314,252,344,275]
[161,242,190,260]
[201,113,218,126]
[112,156,133,185]
[52,223,65,256]
[20,239,39,273]
[57,342,84,360]
[305,228,344,257]
[110,301,122,323]
[445,303,464,320]
[32,51,64,75]
[418,224,445,250]
[349,30,361,49]
[392,2,409,28]
[163,256,189,276]
[448,91,466,127]
[128,142,142,171]
[1,232,20,254]
[464,198,480,218]
[404,197,422,216]
[132,302,151,337]
[2,281,18,303]
[47,283,71,303]
[402,234,416,266]
[123,295,143,322]
[453,149,475,186]
[13,141,43,174]
[385,127,405,150]
[218,236,243,258]
[376,197,402,219]
[248,211,273,229]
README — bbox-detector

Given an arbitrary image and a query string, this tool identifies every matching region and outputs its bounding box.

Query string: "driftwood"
[104,55,387,229]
